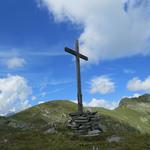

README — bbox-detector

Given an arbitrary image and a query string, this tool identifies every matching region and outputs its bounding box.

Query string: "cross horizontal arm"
[65,47,88,61]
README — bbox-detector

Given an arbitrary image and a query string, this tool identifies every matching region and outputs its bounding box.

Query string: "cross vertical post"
[75,40,83,113]
[64,40,88,113]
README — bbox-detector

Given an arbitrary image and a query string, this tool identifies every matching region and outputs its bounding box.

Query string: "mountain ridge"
[0,94,150,134]
[119,94,150,108]
[1,95,150,149]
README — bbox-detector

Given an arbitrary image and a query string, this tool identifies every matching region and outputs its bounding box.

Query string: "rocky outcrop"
[68,111,102,136]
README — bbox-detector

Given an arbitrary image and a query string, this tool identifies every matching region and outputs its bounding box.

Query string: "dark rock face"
[68,111,102,136]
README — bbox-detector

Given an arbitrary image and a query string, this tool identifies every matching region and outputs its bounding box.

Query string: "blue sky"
[0,0,150,115]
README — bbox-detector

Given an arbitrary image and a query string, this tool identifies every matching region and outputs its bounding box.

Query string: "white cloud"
[6,57,26,69]
[87,98,119,110]
[123,93,141,99]
[131,93,141,98]
[0,75,31,116]
[72,98,119,110]
[127,76,150,92]
[90,76,115,94]
[39,0,150,64]
[38,101,45,104]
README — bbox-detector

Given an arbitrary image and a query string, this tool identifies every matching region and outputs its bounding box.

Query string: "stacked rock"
[68,111,102,136]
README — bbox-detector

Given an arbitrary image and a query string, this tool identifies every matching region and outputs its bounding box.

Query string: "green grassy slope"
[7,94,150,134]
[8,100,136,132]
[12,100,77,120]
[93,94,150,133]
[0,129,150,150]
[9,100,77,129]
[1,95,150,149]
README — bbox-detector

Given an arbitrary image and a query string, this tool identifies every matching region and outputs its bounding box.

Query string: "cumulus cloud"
[39,0,150,64]
[90,76,115,94]
[72,98,119,110]
[127,76,150,92]
[38,101,45,104]
[123,93,141,99]
[6,57,26,69]
[0,75,31,116]
[87,98,119,110]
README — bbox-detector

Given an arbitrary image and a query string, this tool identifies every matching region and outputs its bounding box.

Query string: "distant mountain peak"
[119,94,150,108]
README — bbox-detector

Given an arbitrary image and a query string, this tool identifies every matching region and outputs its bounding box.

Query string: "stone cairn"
[68,111,102,136]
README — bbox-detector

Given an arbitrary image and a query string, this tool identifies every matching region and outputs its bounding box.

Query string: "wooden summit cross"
[65,40,88,113]
[65,43,102,136]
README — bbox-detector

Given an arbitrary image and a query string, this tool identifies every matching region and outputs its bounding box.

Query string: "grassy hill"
[7,94,150,133]
[93,94,150,133]
[1,94,150,149]
[8,100,77,130]
[6,100,137,133]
